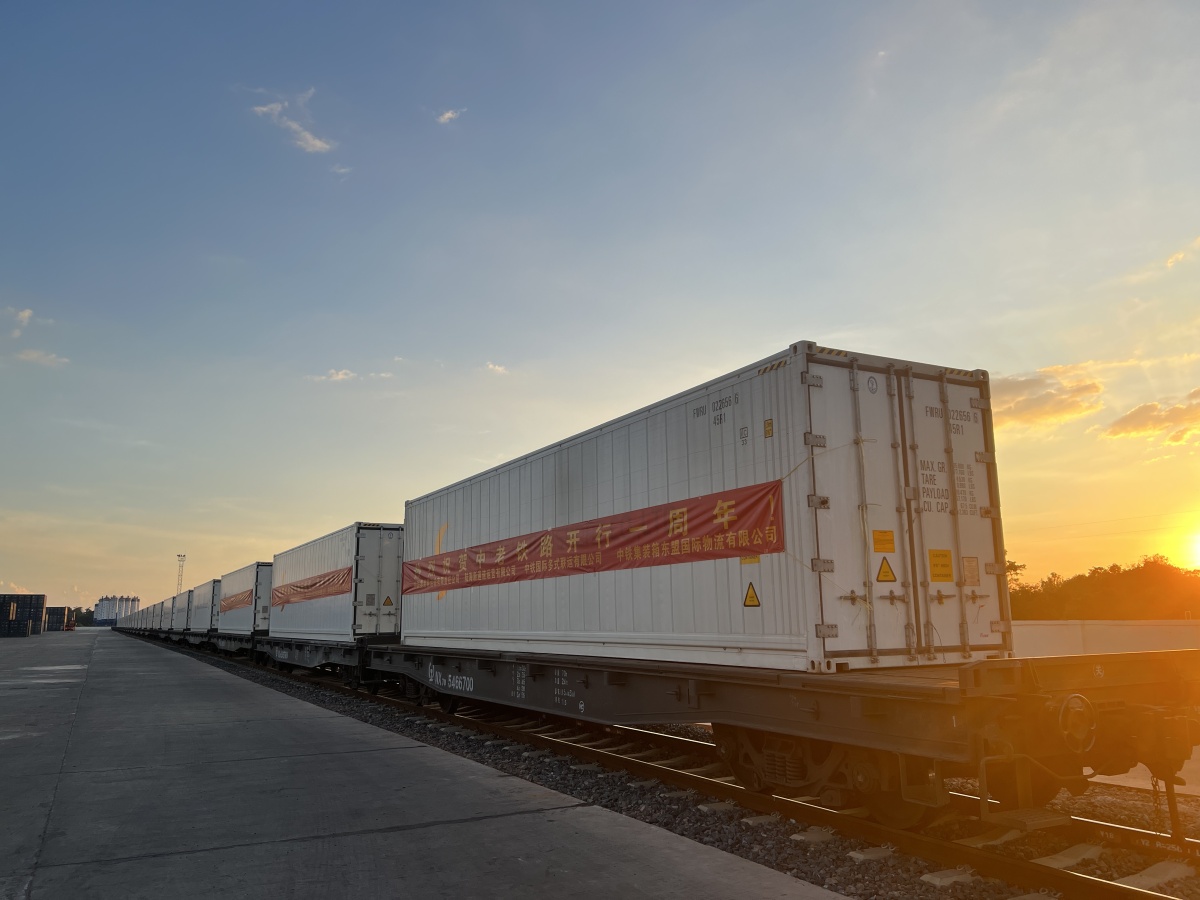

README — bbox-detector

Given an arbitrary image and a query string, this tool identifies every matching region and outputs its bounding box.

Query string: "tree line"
[1007,555,1200,620]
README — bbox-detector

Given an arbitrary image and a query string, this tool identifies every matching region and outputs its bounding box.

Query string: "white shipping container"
[269,524,403,642]
[219,562,273,635]
[170,591,191,631]
[402,341,1009,672]
[188,580,221,633]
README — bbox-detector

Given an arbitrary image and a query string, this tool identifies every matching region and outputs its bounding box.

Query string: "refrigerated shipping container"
[187,581,221,634]
[169,591,191,631]
[402,340,1009,673]
[269,524,403,642]
[218,562,272,636]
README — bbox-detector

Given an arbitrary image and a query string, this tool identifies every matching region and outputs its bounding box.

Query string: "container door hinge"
[816,623,838,639]
[904,486,919,501]
[801,372,823,387]
[812,559,835,573]
[984,562,1002,575]
[990,621,1012,633]
[808,494,830,509]
[974,452,994,464]
[804,432,827,448]
[980,507,998,518]
[970,398,990,410]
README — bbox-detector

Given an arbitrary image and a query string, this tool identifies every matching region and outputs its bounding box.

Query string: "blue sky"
[3,2,1199,608]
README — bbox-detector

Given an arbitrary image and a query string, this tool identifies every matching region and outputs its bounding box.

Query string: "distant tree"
[74,606,93,626]
[1005,559,1027,591]
[1010,555,1200,620]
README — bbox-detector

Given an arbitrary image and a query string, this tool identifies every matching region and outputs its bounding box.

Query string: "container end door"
[808,360,918,662]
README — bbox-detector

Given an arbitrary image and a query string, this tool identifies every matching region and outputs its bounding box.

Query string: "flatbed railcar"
[115,340,1200,830]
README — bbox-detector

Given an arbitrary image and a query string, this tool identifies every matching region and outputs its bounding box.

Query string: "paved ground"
[1095,763,1200,797]
[0,630,842,900]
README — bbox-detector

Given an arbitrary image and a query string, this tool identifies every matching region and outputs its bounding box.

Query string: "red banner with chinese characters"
[402,480,784,596]
[219,589,253,614]
[271,566,353,608]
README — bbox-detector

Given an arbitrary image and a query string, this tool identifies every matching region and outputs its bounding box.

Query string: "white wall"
[1012,620,1200,657]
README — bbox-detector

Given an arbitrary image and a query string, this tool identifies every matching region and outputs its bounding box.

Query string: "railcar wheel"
[437,693,461,714]
[713,724,771,793]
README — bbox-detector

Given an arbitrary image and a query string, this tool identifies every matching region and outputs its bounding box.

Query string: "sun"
[1190,532,1200,570]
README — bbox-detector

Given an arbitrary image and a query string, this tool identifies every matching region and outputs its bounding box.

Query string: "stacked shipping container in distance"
[1,593,47,637]
[44,606,76,632]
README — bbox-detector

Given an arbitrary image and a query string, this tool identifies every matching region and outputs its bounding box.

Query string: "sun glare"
[1190,533,1200,570]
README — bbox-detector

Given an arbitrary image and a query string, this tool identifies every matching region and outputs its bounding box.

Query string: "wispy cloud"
[436,108,465,124]
[1105,388,1200,444]
[991,366,1104,428]
[17,349,68,367]
[1118,235,1200,285]
[5,582,33,594]
[6,306,34,338]
[252,87,336,154]
[368,372,393,379]
[486,362,508,375]
[307,369,357,382]
[330,164,352,177]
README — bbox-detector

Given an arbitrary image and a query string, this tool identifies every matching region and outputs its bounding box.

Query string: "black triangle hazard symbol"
[743,583,761,608]
[876,558,897,583]
[383,596,394,606]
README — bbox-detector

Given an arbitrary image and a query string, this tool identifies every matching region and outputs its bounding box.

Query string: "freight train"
[116,341,1200,830]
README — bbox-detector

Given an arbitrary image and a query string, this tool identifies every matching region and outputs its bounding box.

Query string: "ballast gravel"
[154,643,1196,900]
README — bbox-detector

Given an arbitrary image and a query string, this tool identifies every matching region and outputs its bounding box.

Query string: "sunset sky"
[3,2,1199,610]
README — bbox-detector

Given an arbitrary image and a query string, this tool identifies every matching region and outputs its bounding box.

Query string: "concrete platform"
[1,631,842,900]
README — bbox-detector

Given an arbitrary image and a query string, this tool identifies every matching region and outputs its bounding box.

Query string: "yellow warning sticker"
[740,555,760,565]
[929,549,954,583]
[872,530,895,553]
[876,557,897,583]
[383,596,394,606]
[744,583,761,608]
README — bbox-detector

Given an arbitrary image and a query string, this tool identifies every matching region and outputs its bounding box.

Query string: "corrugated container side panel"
[189,581,220,632]
[271,525,357,640]
[170,592,191,630]
[402,349,814,668]
[219,563,267,635]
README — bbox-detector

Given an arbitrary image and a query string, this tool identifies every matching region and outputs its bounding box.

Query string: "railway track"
[150,636,1199,899]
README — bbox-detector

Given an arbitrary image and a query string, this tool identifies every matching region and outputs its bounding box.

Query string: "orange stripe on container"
[271,566,353,608]
[219,589,254,613]
[403,480,785,596]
